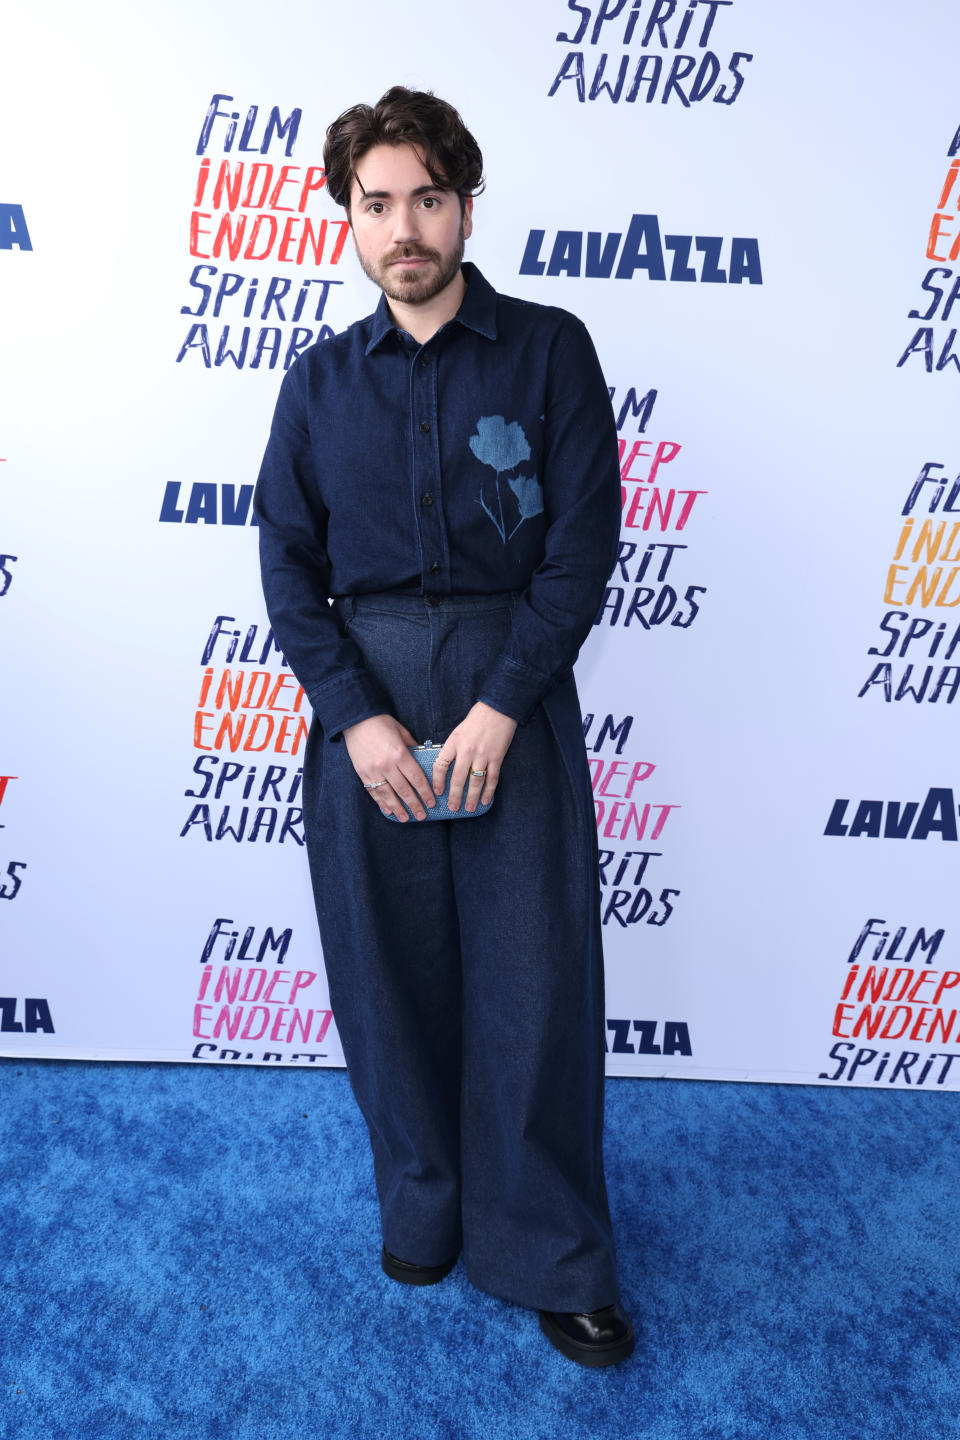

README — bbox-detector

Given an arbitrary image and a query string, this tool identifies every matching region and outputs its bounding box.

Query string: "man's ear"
[462,194,474,241]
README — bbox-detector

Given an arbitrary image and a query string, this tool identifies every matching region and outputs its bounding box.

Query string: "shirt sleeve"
[254,360,392,738]
[475,315,621,723]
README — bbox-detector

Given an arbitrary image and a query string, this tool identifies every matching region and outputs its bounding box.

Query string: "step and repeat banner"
[3,0,960,1088]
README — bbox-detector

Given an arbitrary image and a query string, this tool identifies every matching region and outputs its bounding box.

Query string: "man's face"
[349,142,473,307]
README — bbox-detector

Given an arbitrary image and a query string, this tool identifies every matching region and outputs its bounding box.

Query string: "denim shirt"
[254,262,620,736]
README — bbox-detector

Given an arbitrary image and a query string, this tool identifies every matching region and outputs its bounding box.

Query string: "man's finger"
[480,761,500,807]
[399,756,436,812]
[389,776,429,820]
[464,765,487,813]
[364,781,408,822]
[432,753,453,796]
[447,757,473,812]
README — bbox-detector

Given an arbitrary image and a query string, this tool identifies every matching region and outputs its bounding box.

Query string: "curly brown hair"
[323,86,485,214]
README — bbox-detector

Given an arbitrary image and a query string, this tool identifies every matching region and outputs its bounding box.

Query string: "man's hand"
[342,714,436,822]
[433,702,518,812]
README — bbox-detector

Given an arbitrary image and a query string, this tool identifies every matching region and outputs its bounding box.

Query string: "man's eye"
[368,202,385,215]
[421,196,438,209]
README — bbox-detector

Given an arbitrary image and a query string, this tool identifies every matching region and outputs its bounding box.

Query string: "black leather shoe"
[381,1245,458,1286]
[539,1303,635,1367]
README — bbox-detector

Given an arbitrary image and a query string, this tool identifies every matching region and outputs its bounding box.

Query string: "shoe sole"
[538,1310,636,1368]
[381,1246,458,1286]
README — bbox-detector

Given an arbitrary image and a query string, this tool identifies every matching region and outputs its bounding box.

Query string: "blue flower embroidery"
[469,415,543,542]
[508,473,544,519]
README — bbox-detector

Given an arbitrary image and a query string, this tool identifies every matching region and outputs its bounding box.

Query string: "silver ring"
[363,781,387,790]
[469,769,486,778]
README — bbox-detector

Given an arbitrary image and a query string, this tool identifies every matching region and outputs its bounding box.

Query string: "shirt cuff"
[476,657,558,726]
[306,669,392,740]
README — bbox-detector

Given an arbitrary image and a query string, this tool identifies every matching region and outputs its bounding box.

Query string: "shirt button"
[421,494,434,507]
[430,563,441,575]
[419,421,430,433]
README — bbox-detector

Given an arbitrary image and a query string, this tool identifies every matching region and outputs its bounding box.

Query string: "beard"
[356,223,466,306]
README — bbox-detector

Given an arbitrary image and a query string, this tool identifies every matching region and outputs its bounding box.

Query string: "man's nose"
[391,202,421,244]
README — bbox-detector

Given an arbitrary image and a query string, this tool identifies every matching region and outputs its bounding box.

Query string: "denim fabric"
[254,263,621,737]
[304,594,619,1313]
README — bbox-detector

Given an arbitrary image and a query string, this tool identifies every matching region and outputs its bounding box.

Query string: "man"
[255,86,633,1367]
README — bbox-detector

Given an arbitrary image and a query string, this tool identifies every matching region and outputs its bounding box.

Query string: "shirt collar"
[364,261,498,355]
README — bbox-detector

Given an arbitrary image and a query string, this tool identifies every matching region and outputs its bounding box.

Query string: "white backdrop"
[3,0,960,1088]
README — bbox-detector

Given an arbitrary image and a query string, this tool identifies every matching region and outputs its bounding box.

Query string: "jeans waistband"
[335,591,520,621]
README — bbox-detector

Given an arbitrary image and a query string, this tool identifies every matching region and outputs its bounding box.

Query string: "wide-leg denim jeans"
[303,593,619,1312]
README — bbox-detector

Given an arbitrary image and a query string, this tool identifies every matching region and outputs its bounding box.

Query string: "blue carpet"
[0,1059,956,1440]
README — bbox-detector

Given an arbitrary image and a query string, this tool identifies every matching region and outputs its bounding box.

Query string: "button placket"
[412,346,446,590]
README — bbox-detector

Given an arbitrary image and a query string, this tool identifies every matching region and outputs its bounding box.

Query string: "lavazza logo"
[824,786,959,841]
[520,213,762,285]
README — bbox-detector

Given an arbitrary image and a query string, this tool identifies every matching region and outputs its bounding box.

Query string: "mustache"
[383,244,441,264]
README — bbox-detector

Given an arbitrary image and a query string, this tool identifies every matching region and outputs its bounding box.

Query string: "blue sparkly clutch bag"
[387,742,494,821]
